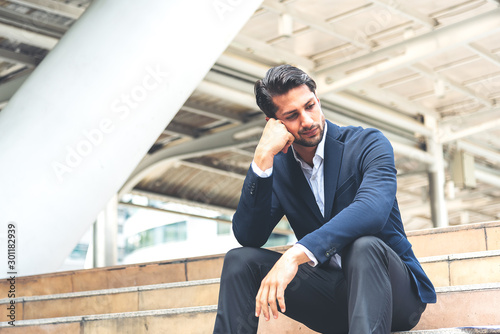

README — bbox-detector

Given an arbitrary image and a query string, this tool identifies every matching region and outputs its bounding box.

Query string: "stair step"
[3,249,499,322]
[256,284,500,333]
[407,221,500,258]
[2,283,499,333]
[3,221,499,299]
[0,252,227,298]
[415,283,500,330]
[0,278,220,322]
[420,249,500,287]
[0,305,218,334]
[398,328,500,334]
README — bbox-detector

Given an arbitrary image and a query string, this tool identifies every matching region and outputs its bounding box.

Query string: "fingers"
[268,284,278,319]
[281,133,294,154]
[255,280,282,321]
[255,284,264,318]
[263,119,294,153]
[255,253,300,322]
[256,284,270,320]
[277,284,286,314]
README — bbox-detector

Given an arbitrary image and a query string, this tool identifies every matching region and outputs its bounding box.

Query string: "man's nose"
[300,112,314,128]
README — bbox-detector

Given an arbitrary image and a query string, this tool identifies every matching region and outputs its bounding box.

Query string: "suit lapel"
[324,122,344,220]
[285,151,324,223]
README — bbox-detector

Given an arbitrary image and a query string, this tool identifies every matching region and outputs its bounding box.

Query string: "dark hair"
[254,64,317,118]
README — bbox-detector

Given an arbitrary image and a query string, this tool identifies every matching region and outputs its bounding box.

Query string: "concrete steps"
[0,279,220,322]
[2,249,499,323]
[260,283,500,333]
[0,306,218,334]
[398,328,500,334]
[420,249,500,287]
[0,252,229,298]
[407,221,500,258]
[417,283,500,330]
[1,221,498,299]
[1,221,499,333]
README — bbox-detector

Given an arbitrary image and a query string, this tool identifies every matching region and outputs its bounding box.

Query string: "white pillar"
[426,117,449,228]
[0,0,263,277]
[93,194,118,268]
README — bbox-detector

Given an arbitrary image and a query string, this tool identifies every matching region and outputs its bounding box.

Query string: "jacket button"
[325,251,331,257]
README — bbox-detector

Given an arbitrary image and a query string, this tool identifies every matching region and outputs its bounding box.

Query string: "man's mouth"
[301,126,318,137]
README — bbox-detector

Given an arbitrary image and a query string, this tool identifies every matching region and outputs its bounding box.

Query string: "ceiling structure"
[1,0,500,233]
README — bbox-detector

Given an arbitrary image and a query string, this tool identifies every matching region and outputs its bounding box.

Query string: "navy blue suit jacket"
[232,120,436,304]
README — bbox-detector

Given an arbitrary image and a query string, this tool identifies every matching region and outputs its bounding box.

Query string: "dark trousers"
[213,236,426,334]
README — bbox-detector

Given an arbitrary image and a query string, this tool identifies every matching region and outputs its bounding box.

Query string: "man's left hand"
[255,246,310,321]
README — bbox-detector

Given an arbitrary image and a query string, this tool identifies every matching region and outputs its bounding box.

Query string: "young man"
[213,65,435,334]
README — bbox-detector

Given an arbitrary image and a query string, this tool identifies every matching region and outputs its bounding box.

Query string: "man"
[213,65,435,334]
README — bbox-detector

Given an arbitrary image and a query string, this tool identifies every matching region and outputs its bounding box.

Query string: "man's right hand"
[254,118,295,171]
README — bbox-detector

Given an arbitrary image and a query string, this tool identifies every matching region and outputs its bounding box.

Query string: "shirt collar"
[292,122,328,167]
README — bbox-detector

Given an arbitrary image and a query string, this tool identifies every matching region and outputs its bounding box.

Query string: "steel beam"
[196,80,258,111]
[440,108,500,143]
[119,119,265,197]
[391,141,435,165]
[371,0,437,28]
[457,140,500,165]
[315,8,500,94]
[0,47,39,68]
[0,70,32,103]
[261,0,371,49]
[349,82,439,118]
[8,0,85,20]
[322,92,433,137]
[230,33,315,71]
[216,53,268,79]
[182,101,244,124]
[0,6,68,38]
[325,3,374,23]
[0,22,58,50]
[467,43,500,67]
[411,63,493,108]
[475,168,500,189]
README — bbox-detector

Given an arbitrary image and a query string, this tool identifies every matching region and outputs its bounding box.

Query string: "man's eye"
[306,103,315,110]
[287,114,298,120]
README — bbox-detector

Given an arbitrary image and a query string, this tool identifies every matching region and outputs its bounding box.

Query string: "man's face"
[272,84,325,148]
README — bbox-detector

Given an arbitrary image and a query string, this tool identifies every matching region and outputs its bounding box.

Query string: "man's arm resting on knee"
[255,246,310,321]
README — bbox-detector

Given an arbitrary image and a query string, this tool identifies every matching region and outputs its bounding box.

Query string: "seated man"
[213,65,435,334]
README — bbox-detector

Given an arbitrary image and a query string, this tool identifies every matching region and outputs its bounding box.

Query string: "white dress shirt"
[251,125,342,268]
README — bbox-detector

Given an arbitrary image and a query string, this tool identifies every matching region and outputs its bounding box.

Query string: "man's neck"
[292,144,317,167]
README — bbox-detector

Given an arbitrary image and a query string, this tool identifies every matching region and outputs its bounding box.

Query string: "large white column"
[0,0,263,277]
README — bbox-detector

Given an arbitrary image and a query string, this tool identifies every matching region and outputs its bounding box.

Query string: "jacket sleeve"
[298,130,398,265]
[232,167,285,247]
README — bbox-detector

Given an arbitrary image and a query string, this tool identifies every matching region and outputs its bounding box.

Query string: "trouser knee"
[221,247,279,280]
[221,247,253,278]
[349,235,384,253]
[342,236,388,272]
